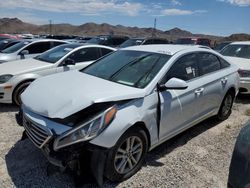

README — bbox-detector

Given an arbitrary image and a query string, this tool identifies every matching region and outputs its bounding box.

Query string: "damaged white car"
[20,45,239,185]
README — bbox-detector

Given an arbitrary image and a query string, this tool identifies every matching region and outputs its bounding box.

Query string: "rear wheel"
[216,91,234,121]
[13,81,32,106]
[104,127,148,182]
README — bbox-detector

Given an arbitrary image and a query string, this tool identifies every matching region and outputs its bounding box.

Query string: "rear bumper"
[239,78,250,93]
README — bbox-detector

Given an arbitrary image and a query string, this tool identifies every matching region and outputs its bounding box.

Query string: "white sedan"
[20,45,239,185]
[0,43,115,105]
[220,41,250,93]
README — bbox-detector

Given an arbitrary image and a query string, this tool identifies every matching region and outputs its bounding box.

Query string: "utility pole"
[153,18,157,37]
[49,20,52,35]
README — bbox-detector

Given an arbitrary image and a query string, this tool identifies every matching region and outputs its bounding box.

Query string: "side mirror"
[20,50,29,55]
[62,58,75,66]
[159,78,188,91]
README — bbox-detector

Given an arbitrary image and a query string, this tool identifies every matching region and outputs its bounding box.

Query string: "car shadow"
[0,103,19,113]
[144,117,220,167]
[5,117,221,188]
[235,93,250,104]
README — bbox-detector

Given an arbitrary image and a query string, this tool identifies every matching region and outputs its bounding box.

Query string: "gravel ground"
[0,95,250,188]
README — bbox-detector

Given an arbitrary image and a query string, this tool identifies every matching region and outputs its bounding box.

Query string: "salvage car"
[220,41,250,93]
[228,120,250,188]
[119,37,169,48]
[0,39,67,63]
[0,43,115,105]
[20,45,239,185]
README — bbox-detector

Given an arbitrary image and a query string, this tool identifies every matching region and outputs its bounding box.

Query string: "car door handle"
[195,88,204,94]
[221,77,228,84]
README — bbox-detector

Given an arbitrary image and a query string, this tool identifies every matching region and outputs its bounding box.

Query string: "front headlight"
[54,105,117,150]
[0,74,13,84]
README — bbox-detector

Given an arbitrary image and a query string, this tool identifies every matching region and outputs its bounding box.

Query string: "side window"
[24,42,51,54]
[163,53,199,83]
[100,48,113,56]
[68,48,101,63]
[51,41,65,48]
[198,53,221,75]
[219,57,230,69]
[144,39,154,45]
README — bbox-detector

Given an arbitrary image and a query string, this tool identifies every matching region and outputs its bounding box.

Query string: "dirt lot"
[0,95,250,188]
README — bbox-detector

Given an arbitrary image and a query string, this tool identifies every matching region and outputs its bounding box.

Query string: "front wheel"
[104,127,148,182]
[216,91,234,121]
[13,82,32,106]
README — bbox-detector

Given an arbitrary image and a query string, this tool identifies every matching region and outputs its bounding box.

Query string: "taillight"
[238,69,250,77]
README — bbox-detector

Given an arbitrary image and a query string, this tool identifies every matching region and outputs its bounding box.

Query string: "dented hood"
[21,70,145,118]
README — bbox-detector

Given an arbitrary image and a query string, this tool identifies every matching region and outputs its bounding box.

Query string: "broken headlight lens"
[53,106,117,150]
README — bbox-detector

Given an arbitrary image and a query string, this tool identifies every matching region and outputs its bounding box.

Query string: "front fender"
[90,93,159,149]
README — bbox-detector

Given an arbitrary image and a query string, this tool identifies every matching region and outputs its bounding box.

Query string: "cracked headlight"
[54,105,117,150]
[0,74,13,84]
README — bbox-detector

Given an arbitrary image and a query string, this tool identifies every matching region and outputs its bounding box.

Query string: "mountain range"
[0,18,250,43]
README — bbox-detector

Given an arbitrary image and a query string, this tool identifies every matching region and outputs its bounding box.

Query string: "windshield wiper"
[108,54,153,81]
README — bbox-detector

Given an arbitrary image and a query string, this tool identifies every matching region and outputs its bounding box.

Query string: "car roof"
[230,41,250,45]
[22,39,69,43]
[121,44,210,55]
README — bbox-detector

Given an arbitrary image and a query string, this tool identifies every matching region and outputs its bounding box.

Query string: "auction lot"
[0,95,249,188]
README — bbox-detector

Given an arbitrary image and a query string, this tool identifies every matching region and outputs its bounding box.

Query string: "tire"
[104,127,148,182]
[216,91,234,121]
[13,81,32,106]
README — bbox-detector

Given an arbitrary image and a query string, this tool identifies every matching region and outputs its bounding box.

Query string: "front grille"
[23,115,53,148]
[0,92,3,99]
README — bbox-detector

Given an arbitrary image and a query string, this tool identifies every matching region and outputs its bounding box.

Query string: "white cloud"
[219,0,250,6]
[0,0,143,16]
[171,0,182,6]
[161,9,192,15]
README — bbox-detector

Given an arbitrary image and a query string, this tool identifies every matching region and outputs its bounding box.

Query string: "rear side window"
[198,53,220,75]
[24,42,51,54]
[100,48,113,56]
[197,39,210,46]
[164,53,199,82]
[68,47,101,63]
[219,57,230,68]
[51,41,66,48]
[144,39,155,45]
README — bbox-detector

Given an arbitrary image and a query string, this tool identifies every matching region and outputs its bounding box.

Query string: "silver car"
[20,45,239,185]
[0,39,67,63]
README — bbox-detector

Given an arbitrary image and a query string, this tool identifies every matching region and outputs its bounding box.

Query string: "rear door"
[196,52,230,116]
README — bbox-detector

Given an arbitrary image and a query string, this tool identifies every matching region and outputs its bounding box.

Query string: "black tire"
[104,127,148,182]
[13,81,32,106]
[216,91,234,121]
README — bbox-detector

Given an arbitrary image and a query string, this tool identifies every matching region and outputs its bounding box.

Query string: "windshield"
[1,41,31,53]
[220,44,250,59]
[87,37,105,44]
[175,38,196,45]
[214,42,230,51]
[34,44,79,63]
[82,50,171,88]
[119,39,144,48]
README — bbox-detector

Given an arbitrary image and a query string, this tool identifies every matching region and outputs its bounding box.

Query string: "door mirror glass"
[62,58,75,66]
[159,78,188,91]
[20,50,29,55]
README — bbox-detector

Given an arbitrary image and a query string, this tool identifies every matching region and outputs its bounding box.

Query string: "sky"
[0,0,250,36]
